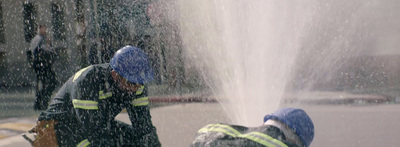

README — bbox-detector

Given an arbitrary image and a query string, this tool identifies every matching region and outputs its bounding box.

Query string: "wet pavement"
[1,102,400,147]
[0,103,227,147]
[0,84,216,146]
[1,85,400,147]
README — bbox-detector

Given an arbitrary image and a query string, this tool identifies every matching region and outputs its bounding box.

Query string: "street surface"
[1,102,400,147]
[1,87,400,147]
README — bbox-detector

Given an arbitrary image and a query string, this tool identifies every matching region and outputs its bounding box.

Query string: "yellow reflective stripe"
[73,99,98,110]
[198,127,237,137]
[197,124,241,136]
[197,124,287,147]
[77,139,90,147]
[250,132,288,147]
[73,66,92,82]
[212,124,241,135]
[132,97,149,106]
[99,91,112,99]
[239,132,288,147]
[135,86,145,95]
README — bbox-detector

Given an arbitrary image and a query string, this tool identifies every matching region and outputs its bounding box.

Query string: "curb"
[283,95,395,105]
[149,97,217,103]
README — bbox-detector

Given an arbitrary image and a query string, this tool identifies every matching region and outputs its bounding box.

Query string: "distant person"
[29,24,57,110]
[191,108,314,147]
[24,46,161,146]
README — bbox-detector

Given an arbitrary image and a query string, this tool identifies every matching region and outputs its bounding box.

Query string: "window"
[23,2,37,42]
[51,3,66,40]
[0,2,5,43]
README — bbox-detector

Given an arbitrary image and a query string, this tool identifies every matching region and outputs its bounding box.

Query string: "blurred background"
[0,0,400,146]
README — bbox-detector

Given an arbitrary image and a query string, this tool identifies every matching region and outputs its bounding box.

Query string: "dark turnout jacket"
[191,123,298,147]
[38,63,160,146]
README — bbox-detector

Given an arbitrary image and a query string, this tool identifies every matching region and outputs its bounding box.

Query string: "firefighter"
[26,46,161,146]
[191,108,314,147]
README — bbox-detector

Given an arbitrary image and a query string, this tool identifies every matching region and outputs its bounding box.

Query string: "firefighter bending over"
[26,46,161,146]
[191,108,314,147]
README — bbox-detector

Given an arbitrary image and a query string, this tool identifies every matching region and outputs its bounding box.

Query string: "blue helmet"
[110,46,154,84]
[264,108,314,147]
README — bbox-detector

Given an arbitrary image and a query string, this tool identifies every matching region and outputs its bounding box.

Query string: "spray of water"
[175,1,314,126]
[172,0,386,126]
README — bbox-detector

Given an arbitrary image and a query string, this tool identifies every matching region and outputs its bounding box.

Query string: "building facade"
[0,0,186,89]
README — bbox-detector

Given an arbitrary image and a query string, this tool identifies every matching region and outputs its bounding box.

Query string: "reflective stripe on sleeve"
[239,132,288,147]
[198,124,241,136]
[197,124,288,147]
[132,97,149,106]
[73,99,99,110]
[198,125,238,137]
[77,139,90,147]
[99,91,112,100]
[135,86,145,95]
[73,66,92,82]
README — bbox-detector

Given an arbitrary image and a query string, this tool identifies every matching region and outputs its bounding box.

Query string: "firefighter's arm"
[70,66,116,146]
[73,98,115,146]
[127,85,161,146]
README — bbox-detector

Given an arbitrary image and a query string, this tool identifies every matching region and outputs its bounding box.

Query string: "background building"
[0,0,189,92]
